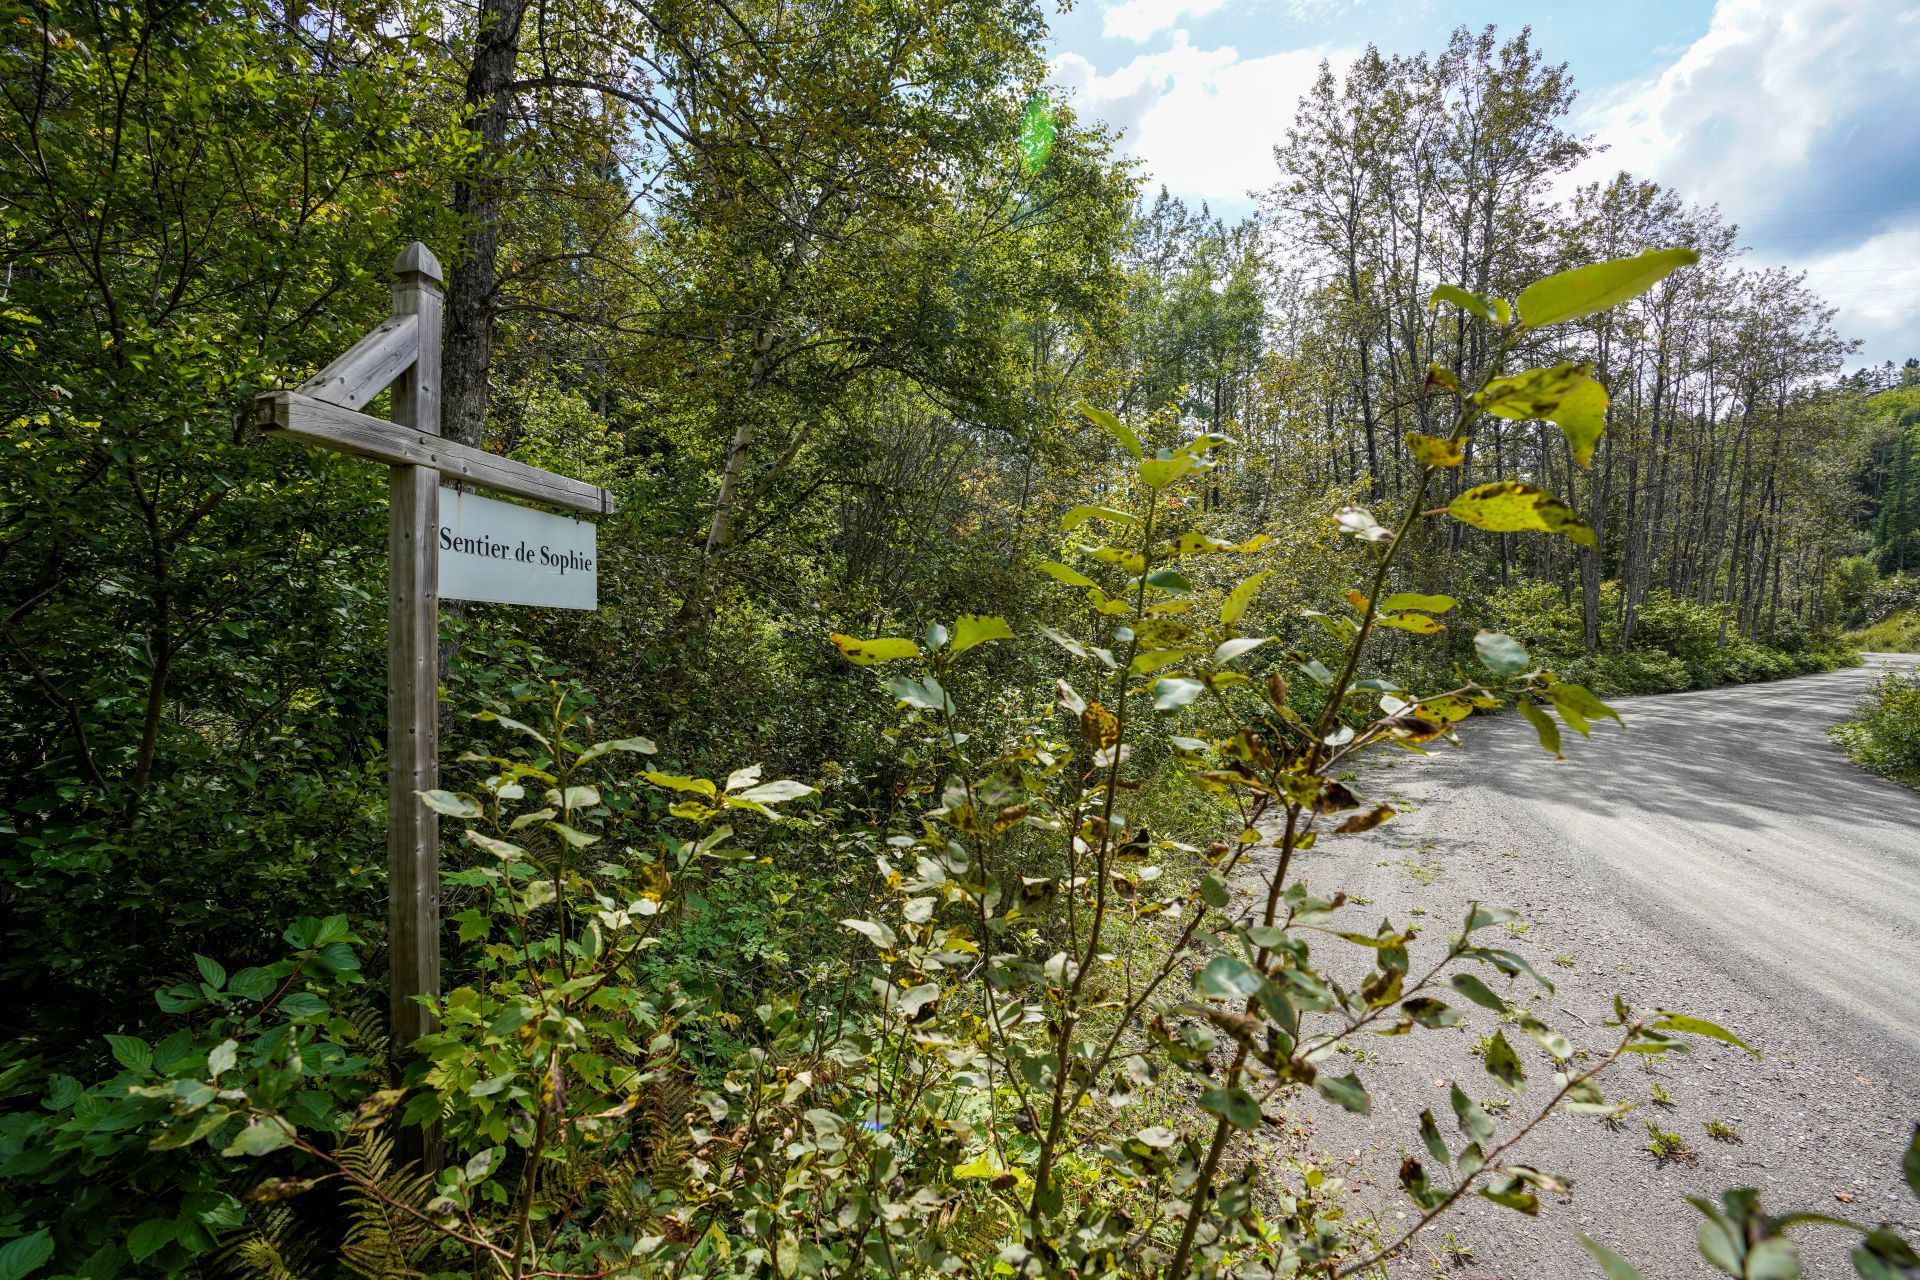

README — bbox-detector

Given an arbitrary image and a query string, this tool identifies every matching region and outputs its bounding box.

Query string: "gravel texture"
[1237,654,1920,1279]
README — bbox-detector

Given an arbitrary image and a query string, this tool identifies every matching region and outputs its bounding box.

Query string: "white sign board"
[438,487,598,609]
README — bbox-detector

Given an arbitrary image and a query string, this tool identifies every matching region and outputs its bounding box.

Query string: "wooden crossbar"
[301,314,419,411]
[256,390,616,516]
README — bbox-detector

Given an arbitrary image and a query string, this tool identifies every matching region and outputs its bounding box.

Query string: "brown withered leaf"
[1335,804,1396,834]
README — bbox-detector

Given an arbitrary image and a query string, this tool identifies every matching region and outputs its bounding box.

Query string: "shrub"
[1830,669,1920,787]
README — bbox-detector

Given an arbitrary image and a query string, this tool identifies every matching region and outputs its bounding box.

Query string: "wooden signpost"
[255,243,612,1056]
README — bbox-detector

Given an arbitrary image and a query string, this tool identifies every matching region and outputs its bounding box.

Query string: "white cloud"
[1785,227,1920,367]
[1101,0,1226,43]
[1051,33,1340,211]
[1573,0,1920,365]
[1575,0,1920,212]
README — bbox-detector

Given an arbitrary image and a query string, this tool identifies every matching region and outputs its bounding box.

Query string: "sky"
[1044,0,1920,368]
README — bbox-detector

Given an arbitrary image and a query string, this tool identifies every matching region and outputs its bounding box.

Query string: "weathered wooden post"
[386,243,444,1052]
[255,243,611,1156]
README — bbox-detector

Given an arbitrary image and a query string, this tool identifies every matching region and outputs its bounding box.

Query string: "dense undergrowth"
[1829,669,1920,788]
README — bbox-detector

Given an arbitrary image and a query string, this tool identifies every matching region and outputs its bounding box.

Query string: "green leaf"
[1402,997,1460,1028]
[1904,1124,1920,1202]
[575,734,656,763]
[888,676,955,714]
[1199,1086,1263,1129]
[1520,1014,1571,1061]
[1449,1083,1495,1144]
[206,1039,238,1081]
[1579,1235,1649,1280]
[126,1218,178,1263]
[1212,637,1269,665]
[733,780,814,805]
[1551,374,1609,468]
[222,1115,295,1157]
[277,992,326,1018]
[1038,560,1097,589]
[1449,972,1508,1013]
[1744,1239,1800,1280]
[1077,400,1140,458]
[1650,1013,1760,1058]
[1478,1172,1539,1216]
[829,635,920,666]
[1138,455,1195,489]
[1550,682,1620,735]
[1314,1072,1371,1115]
[418,789,481,818]
[1144,569,1193,594]
[0,1229,54,1280]
[1483,1029,1526,1089]
[106,1034,152,1073]
[1517,247,1700,328]
[924,621,949,650]
[1194,955,1262,1001]
[1198,875,1230,909]
[1418,1109,1450,1166]
[1152,677,1205,712]
[1061,505,1138,531]
[1474,631,1531,678]
[1380,592,1455,615]
[1430,283,1499,325]
[1447,482,1596,547]
[194,954,227,989]
[840,919,897,950]
[1518,698,1562,757]
[951,615,1014,653]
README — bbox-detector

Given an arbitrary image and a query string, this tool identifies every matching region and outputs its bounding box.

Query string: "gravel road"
[1257,654,1920,1278]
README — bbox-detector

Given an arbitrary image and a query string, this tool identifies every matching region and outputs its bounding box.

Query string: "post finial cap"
[392,241,444,285]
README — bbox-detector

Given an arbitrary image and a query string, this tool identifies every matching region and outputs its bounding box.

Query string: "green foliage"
[2,0,1911,1273]
[1830,669,1920,788]
[0,918,379,1277]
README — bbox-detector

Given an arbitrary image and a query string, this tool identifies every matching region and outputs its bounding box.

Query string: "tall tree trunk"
[443,0,528,450]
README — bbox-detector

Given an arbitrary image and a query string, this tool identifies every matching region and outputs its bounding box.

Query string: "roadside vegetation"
[1830,670,1920,788]
[3,2,1919,1278]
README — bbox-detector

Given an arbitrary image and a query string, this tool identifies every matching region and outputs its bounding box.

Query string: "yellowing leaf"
[950,615,1013,653]
[1517,247,1700,329]
[1377,612,1446,634]
[1137,455,1194,489]
[1380,592,1456,614]
[1080,702,1119,748]
[1061,505,1138,531]
[829,635,920,666]
[1551,375,1609,467]
[1037,560,1097,588]
[1478,361,1612,468]
[1085,545,1145,573]
[1446,482,1596,547]
[1174,531,1232,555]
[642,772,718,798]
[1221,571,1273,625]
[1406,432,1466,468]
[1478,360,1589,420]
